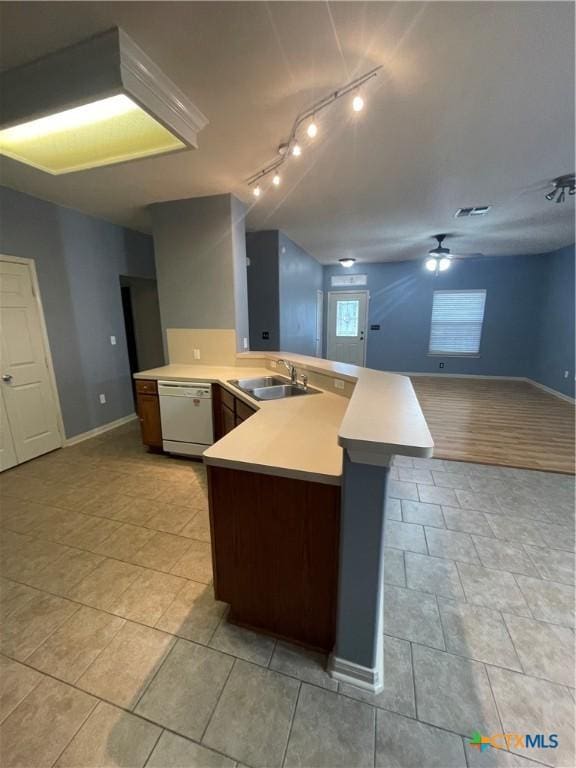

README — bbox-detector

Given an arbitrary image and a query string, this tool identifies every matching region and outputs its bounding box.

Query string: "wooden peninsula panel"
[207,465,340,651]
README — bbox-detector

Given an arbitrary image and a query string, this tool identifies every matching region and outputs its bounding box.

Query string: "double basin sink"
[228,375,320,401]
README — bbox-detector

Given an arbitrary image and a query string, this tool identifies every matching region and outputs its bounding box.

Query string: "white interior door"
[326,291,368,366]
[0,258,63,465]
[0,390,18,471]
[315,290,324,357]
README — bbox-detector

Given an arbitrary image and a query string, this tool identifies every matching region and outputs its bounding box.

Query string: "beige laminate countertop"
[134,354,434,485]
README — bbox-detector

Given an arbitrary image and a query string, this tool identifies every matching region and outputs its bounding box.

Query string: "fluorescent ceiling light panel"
[0,28,208,174]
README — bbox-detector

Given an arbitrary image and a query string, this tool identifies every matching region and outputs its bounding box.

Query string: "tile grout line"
[198,656,237,745]
[141,726,165,768]
[280,679,302,768]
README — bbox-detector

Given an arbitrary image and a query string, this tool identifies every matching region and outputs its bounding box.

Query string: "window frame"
[427,289,487,358]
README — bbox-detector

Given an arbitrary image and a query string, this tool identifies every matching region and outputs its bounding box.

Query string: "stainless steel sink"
[230,376,289,390]
[227,377,320,401]
[251,384,320,400]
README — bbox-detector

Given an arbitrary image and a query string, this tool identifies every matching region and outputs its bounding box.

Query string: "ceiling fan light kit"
[0,28,208,174]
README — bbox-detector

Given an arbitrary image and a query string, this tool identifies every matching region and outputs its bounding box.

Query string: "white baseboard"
[328,653,384,694]
[64,413,138,446]
[405,371,575,404]
[526,378,575,404]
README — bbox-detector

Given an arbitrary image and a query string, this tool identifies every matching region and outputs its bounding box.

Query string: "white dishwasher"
[158,381,214,457]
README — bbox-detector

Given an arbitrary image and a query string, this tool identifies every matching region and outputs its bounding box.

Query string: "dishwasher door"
[158,381,213,457]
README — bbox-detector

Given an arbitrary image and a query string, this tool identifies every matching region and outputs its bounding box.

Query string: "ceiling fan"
[425,234,483,275]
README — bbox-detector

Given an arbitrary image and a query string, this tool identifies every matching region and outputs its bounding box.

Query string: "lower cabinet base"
[207,465,341,652]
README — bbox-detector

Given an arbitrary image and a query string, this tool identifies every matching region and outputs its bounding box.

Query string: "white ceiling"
[0,1,574,264]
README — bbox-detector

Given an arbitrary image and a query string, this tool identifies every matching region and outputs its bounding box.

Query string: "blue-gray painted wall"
[247,230,322,356]
[323,247,575,397]
[534,245,575,397]
[278,232,323,356]
[0,186,157,437]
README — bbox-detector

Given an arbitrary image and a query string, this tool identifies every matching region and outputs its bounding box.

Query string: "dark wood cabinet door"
[136,393,162,448]
[221,404,236,436]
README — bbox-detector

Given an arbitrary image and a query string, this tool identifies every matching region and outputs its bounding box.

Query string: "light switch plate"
[334,379,345,390]
[193,348,201,360]
[99,393,106,404]
[110,336,117,345]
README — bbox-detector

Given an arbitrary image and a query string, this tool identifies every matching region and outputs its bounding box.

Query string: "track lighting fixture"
[252,185,261,198]
[339,258,356,268]
[545,174,575,203]
[246,65,381,196]
[306,121,318,138]
[272,173,281,186]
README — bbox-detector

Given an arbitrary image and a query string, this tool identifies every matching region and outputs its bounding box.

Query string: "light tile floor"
[0,424,574,768]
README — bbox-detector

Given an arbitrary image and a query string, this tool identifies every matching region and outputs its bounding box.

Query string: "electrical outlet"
[270,361,277,369]
[439,362,445,369]
[243,337,249,350]
[99,393,106,404]
[564,370,570,379]
[334,379,345,390]
[110,335,116,345]
[193,349,201,360]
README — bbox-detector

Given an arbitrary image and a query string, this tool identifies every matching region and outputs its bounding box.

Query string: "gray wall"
[120,276,164,372]
[246,230,322,355]
[150,193,249,350]
[246,231,280,351]
[0,186,156,437]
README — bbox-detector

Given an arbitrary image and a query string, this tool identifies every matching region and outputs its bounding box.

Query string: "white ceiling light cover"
[0,28,208,174]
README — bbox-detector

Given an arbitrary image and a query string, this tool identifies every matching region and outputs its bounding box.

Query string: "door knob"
[2,374,13,382]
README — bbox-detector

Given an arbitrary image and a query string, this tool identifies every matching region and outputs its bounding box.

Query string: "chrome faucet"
[277,358,298,384]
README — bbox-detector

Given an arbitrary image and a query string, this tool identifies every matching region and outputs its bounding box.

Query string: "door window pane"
[336,300,359,337]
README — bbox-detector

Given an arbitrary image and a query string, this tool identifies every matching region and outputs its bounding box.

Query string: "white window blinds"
[428,290,486,355]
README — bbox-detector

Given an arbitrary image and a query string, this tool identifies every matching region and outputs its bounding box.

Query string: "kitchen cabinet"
[213,384,256,439]
[135,380,162,449]
[208,465,340,651]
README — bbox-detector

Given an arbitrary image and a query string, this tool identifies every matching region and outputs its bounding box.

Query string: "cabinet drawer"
[236,399,256,422]
[135,379,158,395]
[220,387,235,411]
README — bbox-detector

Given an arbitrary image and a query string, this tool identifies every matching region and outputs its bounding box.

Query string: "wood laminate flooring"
[411,377,575,474]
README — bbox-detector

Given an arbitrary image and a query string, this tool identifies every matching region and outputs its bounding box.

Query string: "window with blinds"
[428,290,487,355]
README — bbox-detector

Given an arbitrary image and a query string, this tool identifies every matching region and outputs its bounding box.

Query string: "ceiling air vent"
[455,206,491,218]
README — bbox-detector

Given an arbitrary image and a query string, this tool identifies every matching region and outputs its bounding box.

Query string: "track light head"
[306,121,318,138]
[272,173,281,186]
[253,185,261,198]
[352,94,364,112]
[291,143,302,157]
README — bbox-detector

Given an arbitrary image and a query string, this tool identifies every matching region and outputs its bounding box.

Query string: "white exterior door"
[326,291,368,366]
[0,258,62,466]
[315,290,324,357]
[0,390,18,471]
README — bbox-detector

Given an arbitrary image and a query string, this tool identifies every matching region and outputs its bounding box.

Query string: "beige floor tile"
[0,500,58,535]
[28,508,89,544]
[77,621,174,708]
[69,558,143,610]
[27,605,125,683]
[180,510,211,541]
[147,731,235,768]
[203,662,300,767]
[94,523,156,561]
[271,641,337,691]
[48,484,102,512]
[145,502,195,535]
[155,580,227,643]
[209,619,276,666]
[0,579,38,618]
[170,540,213,583]
[26,548,104,596]
[0,676,97,768]
[1,589,79,661]
[81,491,139,521]
[3,537,71,583]
[109,569,187,625]
[60,515,123,550]
[129,531,192,571]
[55,701,161,768]
[136,639,234,740]
[0,656,43,724]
